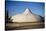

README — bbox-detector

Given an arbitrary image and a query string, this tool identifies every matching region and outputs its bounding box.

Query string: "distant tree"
[39,16,44,22]
[5,8,12,23]
[8,16,12,23]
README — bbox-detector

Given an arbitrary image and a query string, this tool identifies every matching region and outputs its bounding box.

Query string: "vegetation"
[5,9,12,23]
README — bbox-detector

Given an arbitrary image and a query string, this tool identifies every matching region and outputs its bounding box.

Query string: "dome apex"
[24,8,32,14]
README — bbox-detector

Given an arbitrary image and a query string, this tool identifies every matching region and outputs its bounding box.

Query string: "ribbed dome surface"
[11,8,42,22]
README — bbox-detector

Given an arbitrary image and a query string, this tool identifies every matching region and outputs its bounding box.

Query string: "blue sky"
[6,1,44,17]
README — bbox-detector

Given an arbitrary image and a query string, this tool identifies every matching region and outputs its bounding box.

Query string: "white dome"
[11,8,42,22]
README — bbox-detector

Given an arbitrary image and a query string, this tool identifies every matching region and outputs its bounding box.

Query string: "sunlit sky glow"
[6,1,45,17]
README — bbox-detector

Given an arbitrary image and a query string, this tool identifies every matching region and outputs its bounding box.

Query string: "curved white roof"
[11,8,42,22]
